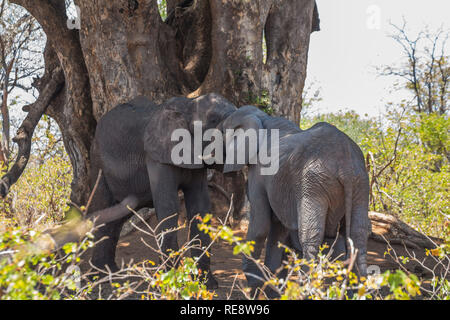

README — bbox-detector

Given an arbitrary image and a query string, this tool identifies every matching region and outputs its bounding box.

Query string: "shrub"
[0,155,72,229]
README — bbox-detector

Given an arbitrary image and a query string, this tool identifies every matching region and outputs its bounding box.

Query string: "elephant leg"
[182,170,218,289]
[263,217,289,298]
[243,185,271,291]
[324,234,347,261]
[297,184,328,262]
[265,217,289,276]
[289,230,303,254]
[350,204,370,277]
[147,161,181,266]
[345,176,370,277]
[88,174,126,272]
[91,217,129,273]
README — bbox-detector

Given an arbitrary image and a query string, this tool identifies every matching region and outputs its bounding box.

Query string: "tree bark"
[166,0,212,91]
[0,46,64,198]
[9,0,96,204]
[263,0,317,124]
[1,79,10,163]
[4,0,320,208]
[75,0,181,119]
[189,0,270,105]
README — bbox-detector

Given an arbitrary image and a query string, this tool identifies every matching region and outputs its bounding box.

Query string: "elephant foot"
[249,285,280,299]
[203,272,219,290]
[264,286,281,299]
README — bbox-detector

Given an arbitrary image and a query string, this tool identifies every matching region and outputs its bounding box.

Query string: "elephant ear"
[145,105,204,169]
[223,114,264,173]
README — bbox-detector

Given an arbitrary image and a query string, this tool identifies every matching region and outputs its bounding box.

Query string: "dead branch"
[0,66,64,197]
[369,211,441,249]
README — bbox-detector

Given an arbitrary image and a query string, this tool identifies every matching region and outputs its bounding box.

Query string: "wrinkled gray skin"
[87,93,236,289]
[221,106,370,292]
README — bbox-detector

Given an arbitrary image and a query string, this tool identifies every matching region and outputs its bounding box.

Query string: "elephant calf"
[220,106,370,290]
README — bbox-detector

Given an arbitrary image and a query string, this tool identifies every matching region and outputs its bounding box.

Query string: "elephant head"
[145,93,237,169]
[219,105,278,174]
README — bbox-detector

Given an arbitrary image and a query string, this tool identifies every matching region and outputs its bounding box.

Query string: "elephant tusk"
[198,153,214,160]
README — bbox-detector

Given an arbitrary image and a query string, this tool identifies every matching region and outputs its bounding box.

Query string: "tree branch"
[0,67,64,197]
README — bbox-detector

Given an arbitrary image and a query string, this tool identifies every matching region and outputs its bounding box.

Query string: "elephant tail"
[17,195,140,256]
[340,140,355,262]
[343,180,353,260]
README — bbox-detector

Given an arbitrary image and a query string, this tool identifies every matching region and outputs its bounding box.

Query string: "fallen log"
[369,211,441,249]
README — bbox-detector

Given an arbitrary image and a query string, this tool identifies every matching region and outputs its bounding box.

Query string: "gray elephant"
[219,106,370,291]
[87,93,237,289]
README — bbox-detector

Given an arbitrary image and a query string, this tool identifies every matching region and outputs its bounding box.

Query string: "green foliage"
[276,247,422,300]
[429,275,450,300]
[246,89,274,115]
[32,115,66,161]
[0,227,92,300]
[198,214,255,256]
[0,197,446,300]
[301,110,375,146]
[0,154,72,228]
[149,257,214,300]
[0,216,214,300]
[157,0,167,21]
[380,270,421,299]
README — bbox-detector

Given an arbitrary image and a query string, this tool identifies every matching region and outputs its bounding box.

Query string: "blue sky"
[307,0,450,116]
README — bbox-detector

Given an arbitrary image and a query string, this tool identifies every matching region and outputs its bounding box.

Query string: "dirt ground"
[80,196,442,300]
[114,213,248,299]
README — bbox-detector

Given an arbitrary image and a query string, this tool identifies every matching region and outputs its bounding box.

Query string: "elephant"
[86,93,237,289]
[219,105,370,291]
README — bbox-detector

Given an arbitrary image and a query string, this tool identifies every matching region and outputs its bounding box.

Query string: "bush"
[0,155,72,229]
[0,226,93,300]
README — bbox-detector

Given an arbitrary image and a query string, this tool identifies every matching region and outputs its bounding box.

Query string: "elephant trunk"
[15,195,139,257]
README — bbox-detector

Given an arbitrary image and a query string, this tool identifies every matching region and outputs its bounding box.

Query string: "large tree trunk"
[263,0,318,124]
[8,0,96,205]
[3,0,319,208]
[76,0,181,118]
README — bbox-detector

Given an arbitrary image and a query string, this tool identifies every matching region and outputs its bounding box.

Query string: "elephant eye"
[210,118,220,126]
